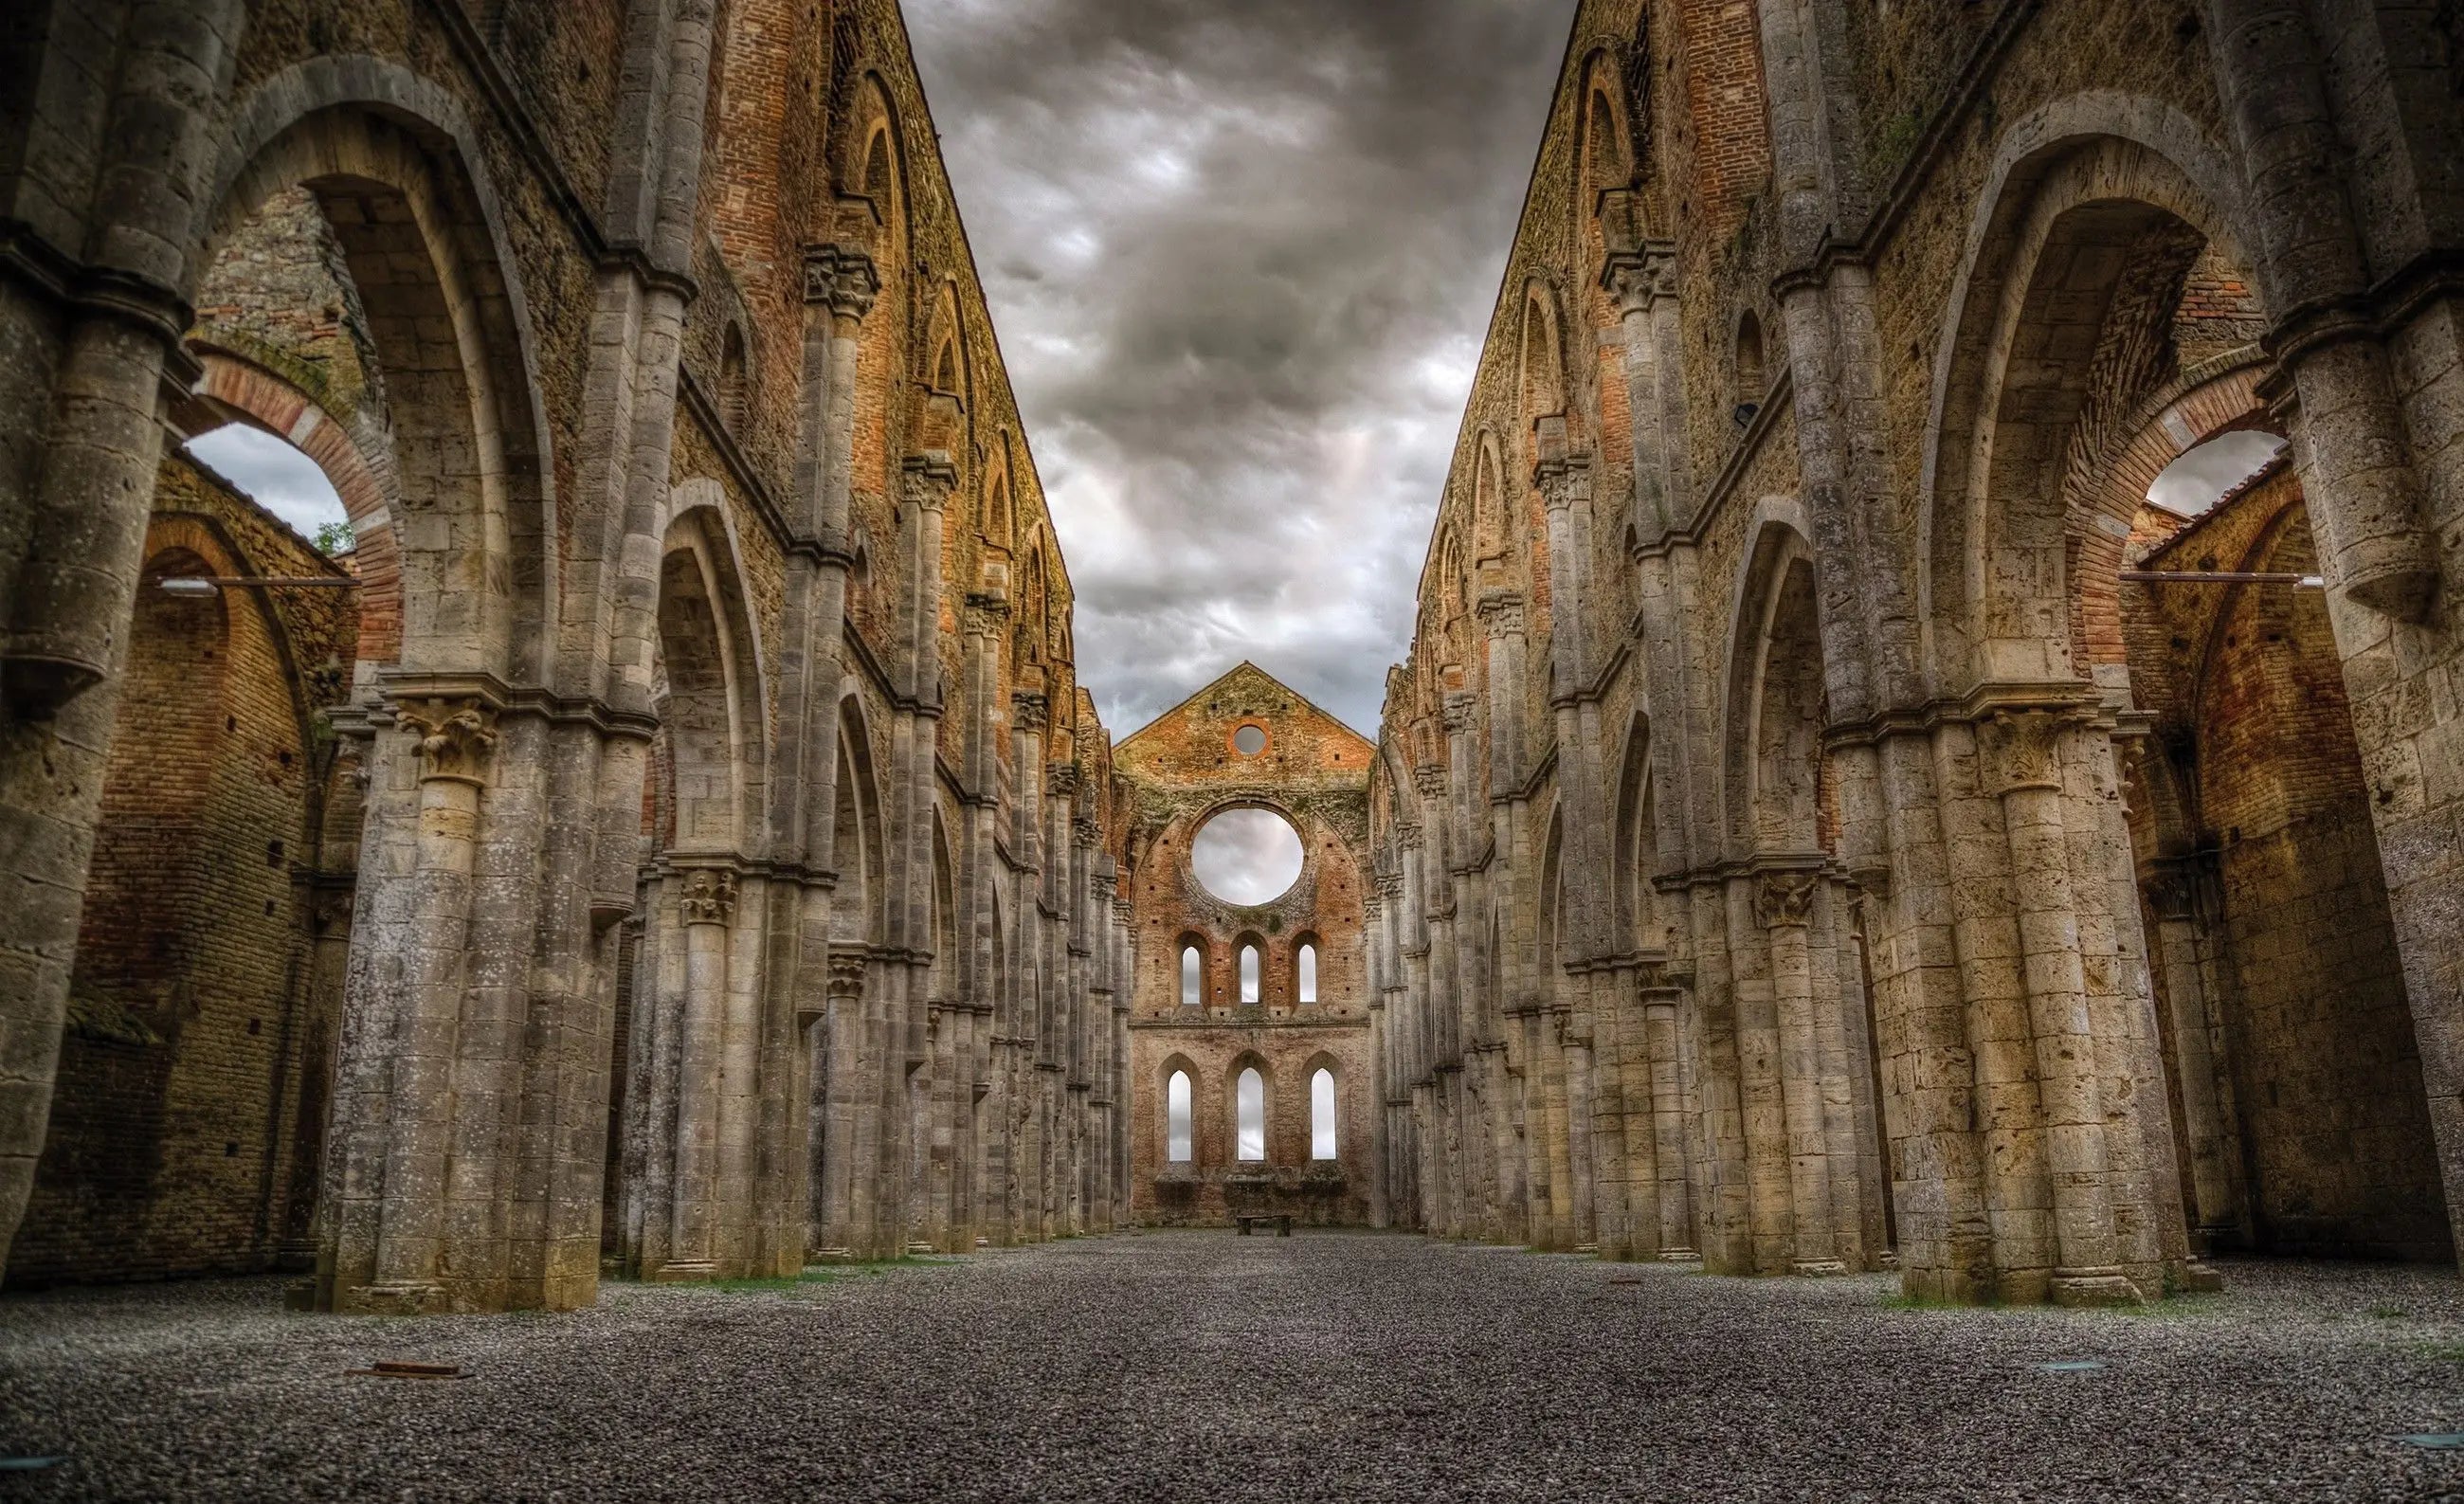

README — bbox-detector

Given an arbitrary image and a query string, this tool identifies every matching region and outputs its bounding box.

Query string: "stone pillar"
[336,698,495,1310]
[813,951,866,1259]
[1601,232,1681,540]
[664,868,738,1277]
[1758,872,1843,1274]
[1977,708,2136,1305]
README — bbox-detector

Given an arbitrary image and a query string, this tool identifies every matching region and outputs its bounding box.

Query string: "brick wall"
[9,457,359,1286]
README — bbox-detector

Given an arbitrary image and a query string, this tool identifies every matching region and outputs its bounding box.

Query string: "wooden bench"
[1235,1214,1294,1238]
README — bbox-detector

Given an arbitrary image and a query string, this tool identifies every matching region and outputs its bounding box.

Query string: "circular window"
[1189,806,1304,906]
[1232,723,1267,756]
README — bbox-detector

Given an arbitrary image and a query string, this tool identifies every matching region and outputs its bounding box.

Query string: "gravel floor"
[3,1233,2462,1502]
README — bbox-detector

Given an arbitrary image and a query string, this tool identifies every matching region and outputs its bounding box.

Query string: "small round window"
[1232,724,1267,756]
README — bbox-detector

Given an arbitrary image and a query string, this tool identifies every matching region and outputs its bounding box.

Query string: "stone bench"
[1235,1214,1294,1238]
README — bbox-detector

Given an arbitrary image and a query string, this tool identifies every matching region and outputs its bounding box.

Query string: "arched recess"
[1293,934,1321,1005]
[841,73,915,538]
[1472,432,1511,570]
[656,488,770,859]
[1721,511,1828,858]
[1518,281,1572,458]
[1612,711,1665,952]
[208,62,559,686]
[1537,804,1566,993]
[1916,100,2265,695]
[831,693,886,949]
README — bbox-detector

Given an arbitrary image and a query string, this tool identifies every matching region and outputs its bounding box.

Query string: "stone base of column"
[809,1246,858,1263]
[2050,1267,2146,1307]
[2178,1259,2226,1294]
[1791,1259,1849,1277]
[651,1260,717,1283]
[337,1282,446,1315]
[1658,1247,1701,1262]
[1574,1242,1600,1255]
[904,1241,935,1256]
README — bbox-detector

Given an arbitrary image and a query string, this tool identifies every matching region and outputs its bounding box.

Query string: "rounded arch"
[187,350,404,674]
[1915,98,2263,694]
[1291,931,1322,1005]
[1233,932,1267,1005]
[1472,430,1511,567]
[1611,709,1663,951]
[1517,280,1570,449]
[209,60,559,685]
[657,483,770,858]
[1576,50,1638,205]
[830,691,886,947]
[1720,509,1827,855]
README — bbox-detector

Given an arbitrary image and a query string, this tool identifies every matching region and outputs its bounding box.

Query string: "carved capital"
[1476,589,1525,639]
[1755,872,1818,929]
[1440,691,1478,734]
[1980,707,2074,797]
[1601,242,1677,317]
[964,591,1011,637]
[1375,869,1405,898]
[398,698,497,786]
[1412,764,1448,799]
[804,245,880,320]
[679,868,739,928]
[826,949,868,1001]
[1535,450,1593,512]
[901,450,958,512]
[1046,761,1080,799]
[1394,824,1424,853]
[1074,815,1102,847]
[1010,692,1049,734]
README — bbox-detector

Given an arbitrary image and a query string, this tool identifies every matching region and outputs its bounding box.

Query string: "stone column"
[1758,872,1843,1274]
[664,868,738,1277]
[359,698,496,1307]
[1978,708,2130,1305]
[812,951,866,1259]
[1601,229,1681,540]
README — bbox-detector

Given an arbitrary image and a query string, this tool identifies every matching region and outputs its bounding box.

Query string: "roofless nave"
[1,0,2461,1321]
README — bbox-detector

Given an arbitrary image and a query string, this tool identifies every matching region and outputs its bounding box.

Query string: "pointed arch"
[1720,504,1826,856]
[832,692,886,947]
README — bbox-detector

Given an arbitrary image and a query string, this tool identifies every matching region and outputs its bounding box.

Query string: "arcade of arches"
[1,0,2461,1317]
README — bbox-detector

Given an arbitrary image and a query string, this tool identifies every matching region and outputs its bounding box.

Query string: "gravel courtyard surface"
[4,1233,2463,1502]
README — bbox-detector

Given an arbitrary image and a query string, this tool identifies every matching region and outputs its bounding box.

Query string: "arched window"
[1239,943,1260,1004]
[1736,313,1766,399]
[718,322,748,431]
[1236,1067,1266,1161]
[1311,1068,1337,1160]
[1180,943,1203,1006]
[1166,1070,1193,1163]
[1295,942,1317,1004]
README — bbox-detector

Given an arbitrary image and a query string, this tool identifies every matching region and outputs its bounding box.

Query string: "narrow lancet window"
[1167,1070,1193,1163]
[1236,1067,1265,1161]
[1180,944,1203,1006]
[1239,944,1260,1004]
[1296,943,1317,1004]
[1311,1068,1336,1160]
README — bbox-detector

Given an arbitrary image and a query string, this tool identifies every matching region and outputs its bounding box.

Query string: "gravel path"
[4,1233,2462,1502]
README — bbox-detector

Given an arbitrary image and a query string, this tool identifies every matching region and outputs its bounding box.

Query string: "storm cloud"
[906,0,1578,737]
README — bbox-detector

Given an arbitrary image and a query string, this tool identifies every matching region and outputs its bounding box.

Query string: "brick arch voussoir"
[192,349,404,670]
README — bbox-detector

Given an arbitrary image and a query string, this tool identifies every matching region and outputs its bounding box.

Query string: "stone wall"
[9,456,356,1285]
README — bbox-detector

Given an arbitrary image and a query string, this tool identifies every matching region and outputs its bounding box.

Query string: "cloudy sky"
[905,0,1578,737]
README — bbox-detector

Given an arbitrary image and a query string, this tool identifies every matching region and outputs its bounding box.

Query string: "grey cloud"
[908,0,1576,734]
